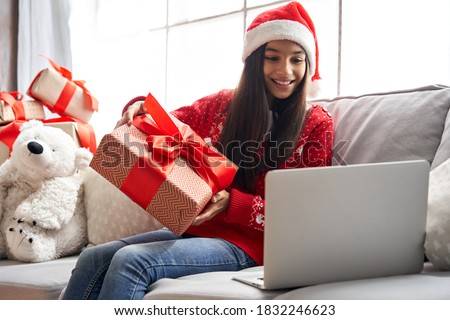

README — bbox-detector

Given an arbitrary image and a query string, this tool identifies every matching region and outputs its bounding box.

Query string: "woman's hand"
[192,190,230,226]
[115,101,146,128]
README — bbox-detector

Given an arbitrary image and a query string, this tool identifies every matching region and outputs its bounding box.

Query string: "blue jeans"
[62,228,257,300]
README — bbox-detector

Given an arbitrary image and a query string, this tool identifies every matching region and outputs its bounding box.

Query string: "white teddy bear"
[0,120,92,262]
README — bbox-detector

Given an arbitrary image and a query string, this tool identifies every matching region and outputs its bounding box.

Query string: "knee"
[76,246,103,269]
[108,245,152,273]
[110,246,140,266]
[76,241,124,269]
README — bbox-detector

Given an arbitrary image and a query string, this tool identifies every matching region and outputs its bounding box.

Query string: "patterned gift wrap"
[91,124,213,235]
[0,92,45,125]
[90,93,237,235]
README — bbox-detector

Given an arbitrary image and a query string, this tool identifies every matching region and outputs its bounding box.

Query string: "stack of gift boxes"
[0,58,98,164]
[1,59,238,236]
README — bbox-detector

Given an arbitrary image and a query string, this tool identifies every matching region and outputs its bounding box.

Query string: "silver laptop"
[233,160,429,290]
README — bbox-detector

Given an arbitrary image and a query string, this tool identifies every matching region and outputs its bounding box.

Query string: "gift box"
[27,58,98,123]
[0,119,96,165]
[0,92,45,125]
[90,94,237,235]
[44,122,82,147]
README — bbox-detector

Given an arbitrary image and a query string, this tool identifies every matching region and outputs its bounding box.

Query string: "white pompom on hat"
[242,1,321,95]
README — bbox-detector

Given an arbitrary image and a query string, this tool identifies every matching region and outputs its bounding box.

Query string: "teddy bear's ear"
[20,119,44,132]
[75,148,93,170]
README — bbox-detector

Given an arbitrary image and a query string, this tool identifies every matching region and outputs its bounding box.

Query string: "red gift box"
[0,92,45,125]
[27,58,98,123]
[90,93,237,235]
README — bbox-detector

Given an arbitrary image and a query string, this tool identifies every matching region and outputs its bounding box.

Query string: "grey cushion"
[432,102,450,169]
[0,255,78,299]
[144,267,288,300]
[319,85,450,170]
[425,156,450,270]
[144,263,450,300]
[275,263,450,300]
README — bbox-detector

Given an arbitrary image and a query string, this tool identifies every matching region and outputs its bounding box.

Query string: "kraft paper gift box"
[0,92,45,125]
[90,94,237,236]
[27,58,98,123]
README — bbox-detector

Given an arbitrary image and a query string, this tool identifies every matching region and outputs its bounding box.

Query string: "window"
[166,12,244,108]
[69,0,450,139]
[340,0,450,95]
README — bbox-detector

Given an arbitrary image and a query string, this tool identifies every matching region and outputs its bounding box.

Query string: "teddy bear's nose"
[27,141,44,154]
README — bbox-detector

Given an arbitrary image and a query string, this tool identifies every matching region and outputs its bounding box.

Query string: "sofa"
[1,84,450,300]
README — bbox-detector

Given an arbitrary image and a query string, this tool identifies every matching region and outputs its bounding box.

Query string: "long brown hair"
[217,44,309,193]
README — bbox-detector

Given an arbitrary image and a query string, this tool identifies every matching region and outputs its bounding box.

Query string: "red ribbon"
[27,56,99,119]
[119,93,237,209]
[0,117,96,154]
[0,121,22,151]
[0,92,26,121]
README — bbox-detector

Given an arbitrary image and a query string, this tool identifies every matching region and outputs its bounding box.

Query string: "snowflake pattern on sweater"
[250,197,265,231]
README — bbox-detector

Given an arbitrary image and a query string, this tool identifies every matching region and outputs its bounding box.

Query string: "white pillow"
[425,157,450,270]
[83,167,163,246]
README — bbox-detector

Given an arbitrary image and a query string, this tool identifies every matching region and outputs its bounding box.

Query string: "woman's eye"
[292,57,304,64]
[265,56,278,62]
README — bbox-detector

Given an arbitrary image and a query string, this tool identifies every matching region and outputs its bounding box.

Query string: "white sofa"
[1,84,450,300]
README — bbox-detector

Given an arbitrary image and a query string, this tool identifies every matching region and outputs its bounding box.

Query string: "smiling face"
[263,40,307,101]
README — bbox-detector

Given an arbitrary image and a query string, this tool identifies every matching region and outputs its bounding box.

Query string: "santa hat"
[242,1,321,94]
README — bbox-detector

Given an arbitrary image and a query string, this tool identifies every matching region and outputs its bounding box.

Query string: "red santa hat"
[242,1,321,94]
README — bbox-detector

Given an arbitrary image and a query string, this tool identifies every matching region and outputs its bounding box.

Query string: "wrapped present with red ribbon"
[90,93,238,235]
[0,91,45,125]
[27,57,98,123]
[0,117,97,165]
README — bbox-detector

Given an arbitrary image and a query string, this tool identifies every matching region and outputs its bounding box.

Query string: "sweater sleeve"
[122,96,146,115]
[301,107,334,167]
[224,188,266,231]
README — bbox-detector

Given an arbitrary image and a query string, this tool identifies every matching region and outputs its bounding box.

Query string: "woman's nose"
[276,60,293,75]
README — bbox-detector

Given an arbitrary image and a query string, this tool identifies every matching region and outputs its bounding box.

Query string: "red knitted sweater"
[124,89,334,265]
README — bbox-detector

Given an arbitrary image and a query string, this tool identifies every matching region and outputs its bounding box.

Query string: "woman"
[63,1,334,300]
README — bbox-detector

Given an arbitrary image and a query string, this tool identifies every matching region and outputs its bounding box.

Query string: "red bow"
[132,93,237,194]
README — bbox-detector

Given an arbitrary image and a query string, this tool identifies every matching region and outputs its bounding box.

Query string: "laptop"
[233,160,429,290]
